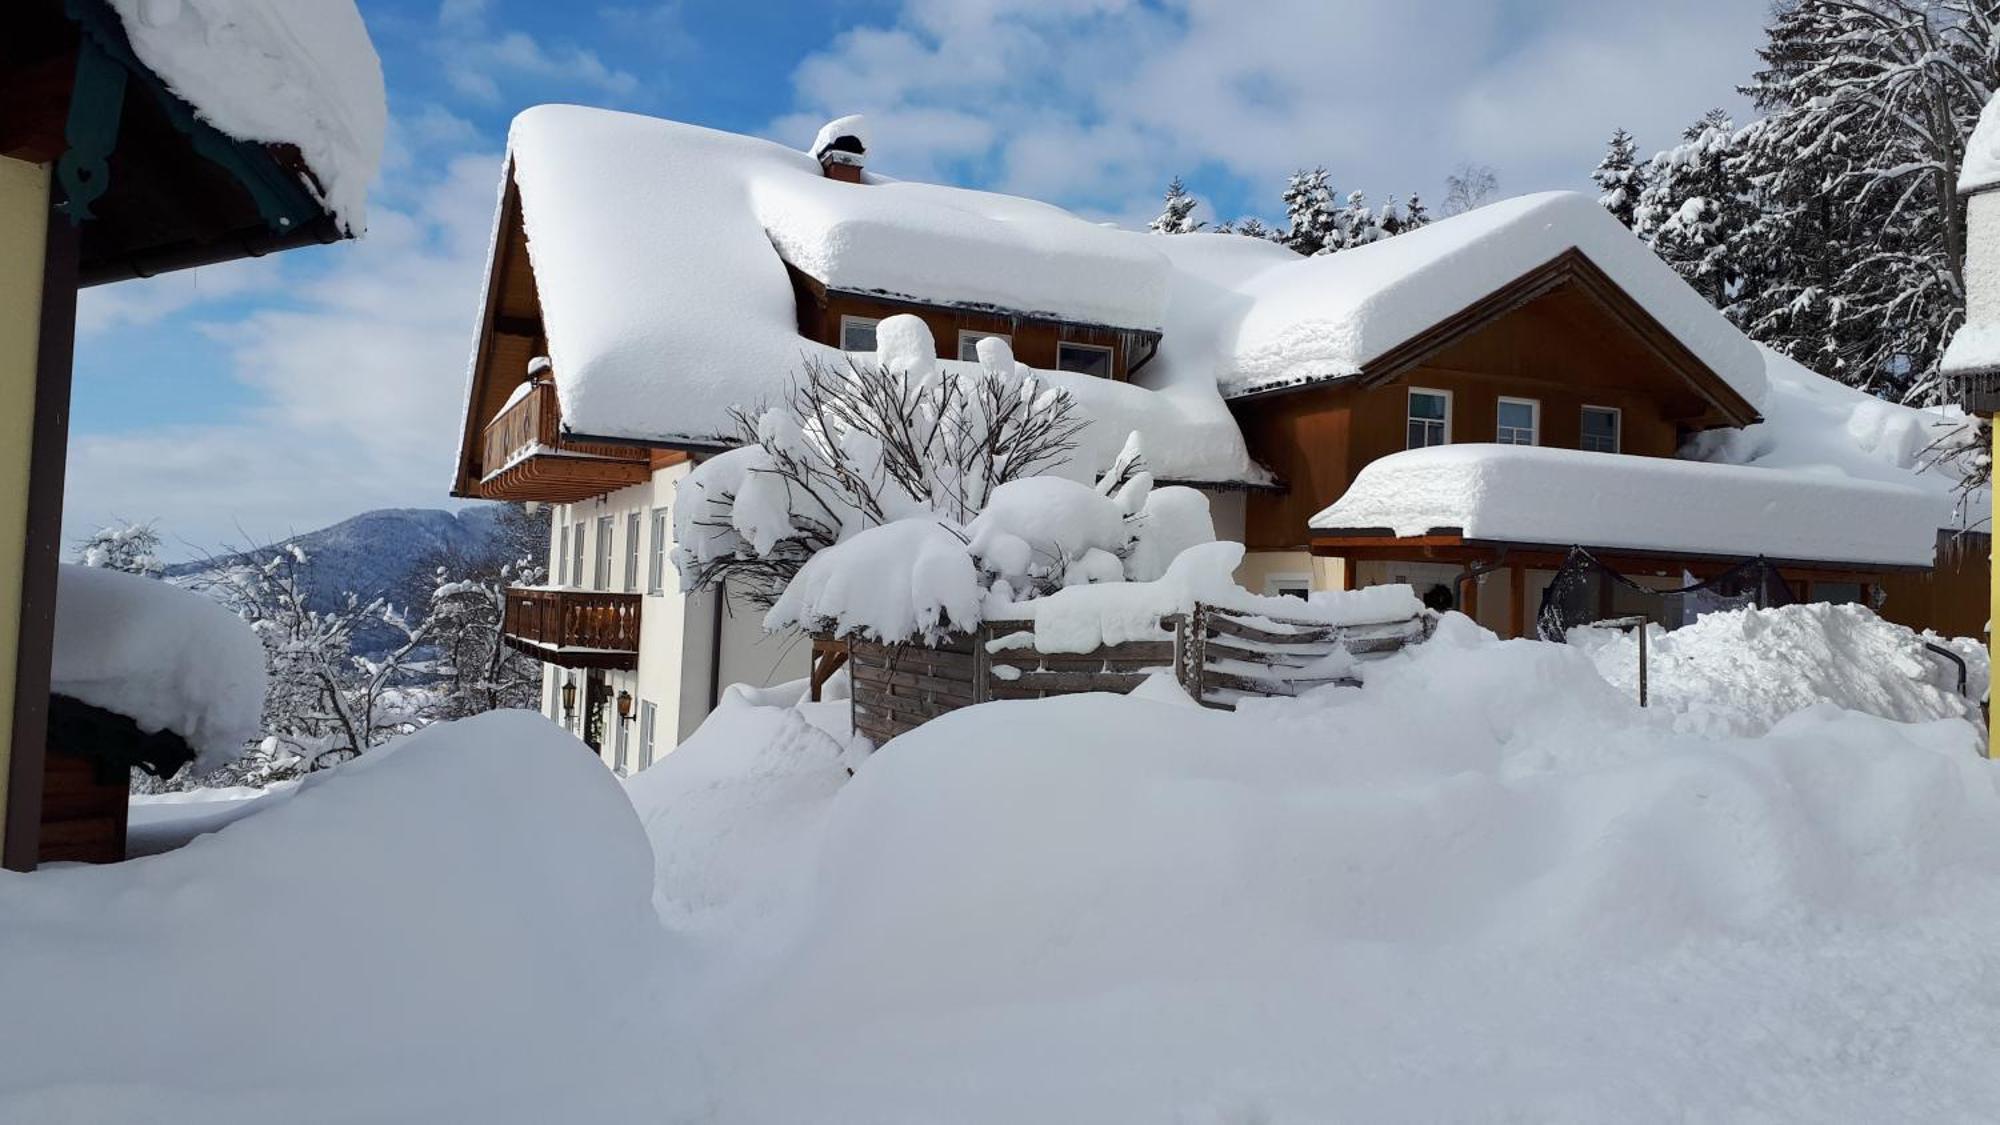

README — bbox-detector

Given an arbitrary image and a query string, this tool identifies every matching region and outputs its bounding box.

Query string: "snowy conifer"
[1592,128,1648,229]
[1279,168,1340,255]
[1148,176,1206,234]
[1636,110,1757,312]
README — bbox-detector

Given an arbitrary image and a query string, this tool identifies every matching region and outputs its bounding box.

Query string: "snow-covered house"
[1,0,384,869]
[450,107,1983,766]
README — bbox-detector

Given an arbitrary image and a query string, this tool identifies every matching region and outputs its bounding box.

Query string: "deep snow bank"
[0,712,665,1125]
[648,616,2000,1121]
[1571,602,1988,737]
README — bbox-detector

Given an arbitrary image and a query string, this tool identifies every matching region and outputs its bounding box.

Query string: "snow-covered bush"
[74,520,164,577]
[676,315,1219,642]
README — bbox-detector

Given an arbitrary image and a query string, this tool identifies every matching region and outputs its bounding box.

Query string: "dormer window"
[959,330,1011,361]
[840,315,879,352]
[1056,341,1114,378]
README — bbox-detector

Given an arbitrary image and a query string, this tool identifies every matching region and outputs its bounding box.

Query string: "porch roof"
[1308,444,1943,570]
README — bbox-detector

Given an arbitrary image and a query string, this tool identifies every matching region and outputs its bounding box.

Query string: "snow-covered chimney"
[1947,95,2000,412]
[811,115,869,183]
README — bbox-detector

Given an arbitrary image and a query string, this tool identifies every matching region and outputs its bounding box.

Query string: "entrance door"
[582,670,610,753]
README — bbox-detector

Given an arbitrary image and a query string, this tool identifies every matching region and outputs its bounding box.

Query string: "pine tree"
[1279,168,1340,255]
[1339,191,1384,247]
[1229,216,1276,241]
[1401,193,1431,231]
[1148,175,1205,234]
[1592,128,1648,229]
[1636,109,1757,312]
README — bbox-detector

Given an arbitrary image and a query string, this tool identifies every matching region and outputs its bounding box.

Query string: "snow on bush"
[1571,602,1989,737]
[53,565,266,772]
[631,616,2000,1121]
[767,518,985,644]
[0,712,664,1122]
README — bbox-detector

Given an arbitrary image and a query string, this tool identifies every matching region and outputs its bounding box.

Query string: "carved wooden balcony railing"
[501,586,642,670]
[476,379,651,503]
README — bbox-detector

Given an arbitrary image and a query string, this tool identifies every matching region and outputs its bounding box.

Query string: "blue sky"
[65,0,1764,558]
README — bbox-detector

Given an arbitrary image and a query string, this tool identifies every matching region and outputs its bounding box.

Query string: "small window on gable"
[959,330,1010,362]
[1581,405,1621,453]
[1407,388,1450,449]
[840,316,879,352]
[1056,341,1114,378]
[1496,397,1539,446]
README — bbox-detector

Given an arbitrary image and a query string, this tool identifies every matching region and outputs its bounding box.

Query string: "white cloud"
[771,0,1763,221]
[433,0,642,106]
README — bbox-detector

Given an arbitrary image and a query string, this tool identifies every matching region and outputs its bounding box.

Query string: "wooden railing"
[502,587,642,668]
[476,379,654,502]
[482,379,560,476]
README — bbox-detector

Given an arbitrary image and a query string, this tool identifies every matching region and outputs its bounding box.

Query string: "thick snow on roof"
[1202,192,1767,404]
[504,106,1258,484]
[105,0,386,233]
[1310,443,1940,567]
[755,177,1169,330]
[53,566,266,772]
[1690,346,1983,535]
[1960,92,2000,194]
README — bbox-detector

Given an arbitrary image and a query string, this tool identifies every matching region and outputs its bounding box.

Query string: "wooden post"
[1637,620,1649,708]
[1508,564,1526,639]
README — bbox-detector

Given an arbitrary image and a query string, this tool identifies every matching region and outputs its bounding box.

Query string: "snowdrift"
[0,712,665,1124]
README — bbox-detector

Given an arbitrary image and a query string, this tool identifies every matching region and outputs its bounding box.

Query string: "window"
[1055,341,1114,378]
[556,522,569,585]
[593,515,614,589]
[958,330,1010,362]
[639,701,658,768]
[1580,405,1621,453]
[1406,388,1451,448]
[570,522,585,588]
[648,507,670,595]
[1264,574,1311,600]
[840,315,879,352]
[1496,397,1539,446]
[623,511,641,592]
[614,701,631,772]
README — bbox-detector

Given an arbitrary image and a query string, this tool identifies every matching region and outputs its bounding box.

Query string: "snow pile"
[0,712,667,1122]
[769,518,985,644]
[1571,602,1988,737]
[1312,441,1941,566]
[1690,346,1982,533]
[53,565,266,772]
[1008,540,1422,653]
[105,0,386,233]
[638,617,2000,1121]
[1208,192,1766,403]
[1959,91,2000,194]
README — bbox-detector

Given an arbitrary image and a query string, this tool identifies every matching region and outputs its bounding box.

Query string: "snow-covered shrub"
[74,520,164,577]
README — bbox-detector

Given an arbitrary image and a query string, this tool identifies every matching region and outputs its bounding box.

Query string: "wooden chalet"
[0,0,381,869]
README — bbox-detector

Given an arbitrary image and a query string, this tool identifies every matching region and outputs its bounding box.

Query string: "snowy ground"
[4,613,1999,1121]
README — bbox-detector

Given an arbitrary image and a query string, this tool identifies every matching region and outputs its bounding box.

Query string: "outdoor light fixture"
[616,690,634,723]
[561,677,577,716]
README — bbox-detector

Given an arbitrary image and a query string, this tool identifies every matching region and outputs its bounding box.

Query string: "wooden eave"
[1230,249,1764,430]
[453,165,538,498]
[787,264,1166,346]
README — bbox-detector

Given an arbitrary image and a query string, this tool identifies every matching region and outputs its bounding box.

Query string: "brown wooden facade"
[501,587,643,670]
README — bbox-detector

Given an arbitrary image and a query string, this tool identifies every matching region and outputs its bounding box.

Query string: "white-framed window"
[958,330,1010,362]
[623,511,642,592]
[593,515,614,589]
[839,315,880,352]
[1407,388,1451,448]
[648,507,670,595]
[1263,573,1311,600]
[1496,396,1539,446]
[639,701,658,768]
[1580,405,1621,453]
[570,521,585,588]
[556,521,569,585]
[1055,341,1114,378]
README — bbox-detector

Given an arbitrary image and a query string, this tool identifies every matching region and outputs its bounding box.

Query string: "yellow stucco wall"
[0,157,50,848]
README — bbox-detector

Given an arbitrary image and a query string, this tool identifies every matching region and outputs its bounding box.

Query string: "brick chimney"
[810,115,868,183]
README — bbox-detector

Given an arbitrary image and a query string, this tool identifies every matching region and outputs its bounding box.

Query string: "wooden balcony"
[477,379,652,503]
[501,587,642,670]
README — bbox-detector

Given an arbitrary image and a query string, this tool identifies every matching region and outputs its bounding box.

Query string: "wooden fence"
[842,603,1433,744]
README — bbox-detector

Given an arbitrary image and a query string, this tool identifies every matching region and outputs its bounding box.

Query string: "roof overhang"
[1308,530,1929,576]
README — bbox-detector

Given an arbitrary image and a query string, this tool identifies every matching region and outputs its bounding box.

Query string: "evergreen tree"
[1636,109,1757,312]
[1592,128,1648,229]
[1279,168,1340,255]
[1228,216,1276,241]
[1339,191,1384,247]
[1401,193,1431,231]
[1148,175,1205,235]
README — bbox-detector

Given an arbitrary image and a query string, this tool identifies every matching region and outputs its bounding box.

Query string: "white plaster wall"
[1968,191,2000,331]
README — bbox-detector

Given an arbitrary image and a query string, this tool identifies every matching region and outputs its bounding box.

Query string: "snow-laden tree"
[1394,193,1431,233]
[1442,163,1499,216]
[1279,168,1341,255]
[1221,215,1277,241]
[75,521,164,577]
[1636,110,1758,313]
[426,560,545,721]
[1339,191,1386,247]
[1592,128,1648,229]
[1149,175,1206,234]
[1732,0,2000,403]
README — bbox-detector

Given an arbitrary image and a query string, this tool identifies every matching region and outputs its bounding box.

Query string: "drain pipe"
[1455,551,1509,621]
